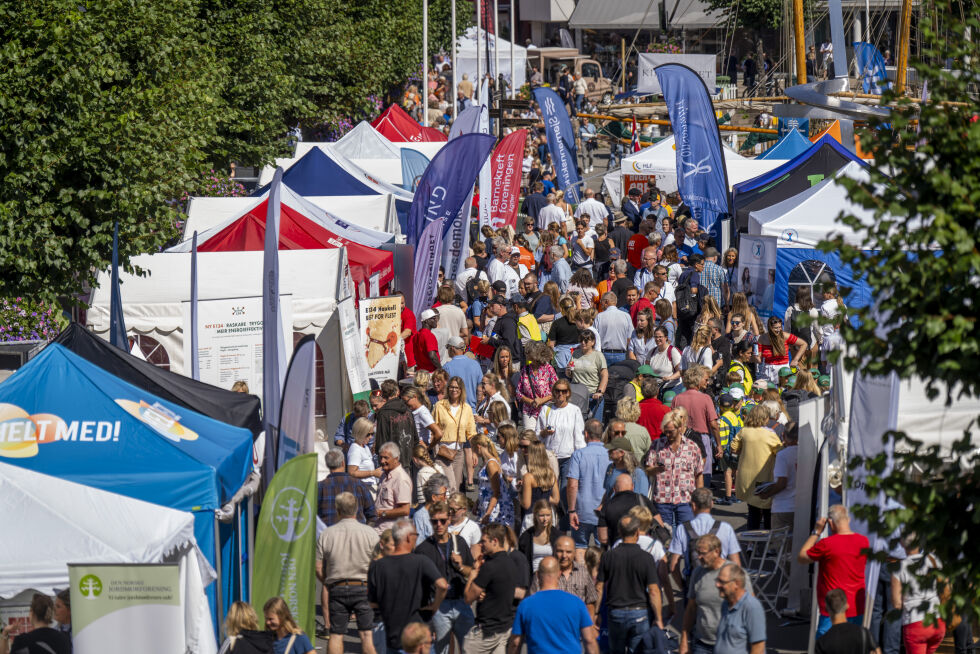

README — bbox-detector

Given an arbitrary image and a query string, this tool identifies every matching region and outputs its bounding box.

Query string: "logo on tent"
[114,399,198,443]
[781,229,799,243]
[79,574,103,599]
[0,403,120,459]
[270,485,313,543]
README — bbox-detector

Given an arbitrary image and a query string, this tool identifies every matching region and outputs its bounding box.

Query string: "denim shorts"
[572,522,598,548]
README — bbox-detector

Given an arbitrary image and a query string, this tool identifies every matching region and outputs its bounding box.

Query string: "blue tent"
[756,128,812,160]
[0,344,253,631]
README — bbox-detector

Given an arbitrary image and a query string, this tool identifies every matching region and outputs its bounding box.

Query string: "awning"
[568,0,724,30]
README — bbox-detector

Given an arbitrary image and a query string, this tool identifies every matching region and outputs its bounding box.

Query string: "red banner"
[487,130,527,230]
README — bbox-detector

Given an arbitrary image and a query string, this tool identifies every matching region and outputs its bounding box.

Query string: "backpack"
[720,414,742,468]
[226,630,276,654]
[674,271,701,321]
[682,519,722,573]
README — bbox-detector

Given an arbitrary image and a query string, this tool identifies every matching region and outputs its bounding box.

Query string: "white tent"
[569,0,723,29]
[603,169,623,206]
[329,121,401,159]
[295,138,443,179]
[455,27,528,92]
[0,462,217,654]
[183,194,399,238]
[621,136,785,193]
[747,162,875,247]
[87,249,353,423]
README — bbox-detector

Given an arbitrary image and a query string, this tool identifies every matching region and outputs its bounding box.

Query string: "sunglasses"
[612,430,626,435]
[731,320,741,325]
[430,518,449,525]
[555,389,570,395]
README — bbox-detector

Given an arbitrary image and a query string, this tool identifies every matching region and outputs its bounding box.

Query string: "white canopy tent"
[621,135,785,193]
[259,146,416,201]
[0,462,217,654]
[87,249,354,423]
[329,121,401,159]
[455,27,528,92]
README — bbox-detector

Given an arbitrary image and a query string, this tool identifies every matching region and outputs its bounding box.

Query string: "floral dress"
[477,462,515,528]
[517,364,558,421]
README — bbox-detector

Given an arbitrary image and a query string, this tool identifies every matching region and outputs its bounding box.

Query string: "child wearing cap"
[717,390,744,505]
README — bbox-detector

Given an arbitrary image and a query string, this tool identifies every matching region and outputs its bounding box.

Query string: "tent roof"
[371,105,447,143]
[330,121,401,160]
[0,344,253,511]
[53,323,262,435]
[569,0,723,29]
[732,134,868,230]
[757,129,812,160]
[0,460,209,598]
[748,161,876,247]
[253,147,376,197]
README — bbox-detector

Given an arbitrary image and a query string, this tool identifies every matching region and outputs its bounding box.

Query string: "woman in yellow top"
[731,404,782,531]
[432,376,477,492]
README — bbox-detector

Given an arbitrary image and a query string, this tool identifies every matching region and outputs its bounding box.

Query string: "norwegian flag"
[631,116,641,152]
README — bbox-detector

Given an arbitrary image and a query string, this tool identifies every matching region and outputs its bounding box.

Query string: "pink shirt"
[376,465,413,532]
[672,389,717,434]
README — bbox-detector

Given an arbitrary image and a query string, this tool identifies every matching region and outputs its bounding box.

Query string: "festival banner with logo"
[485,129,527,230]
[69,563,182,654]
[638,54,716,95]
[181,296,294,405]
[853,42,892,94]
[412,217,445,312]
[735,235,777,319]
[276,335,317,470]
[478,92,493,230]
[654,63,731,236]
[406,132,495,245]
[252,452,317,638]
[338,297,372,402]
[533,87,582,203]
[777,116,810,138]
[358,296,403,383]
[262,168,288,490]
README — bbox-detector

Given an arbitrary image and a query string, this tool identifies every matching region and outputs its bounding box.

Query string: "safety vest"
[628,380,645,403]
[728,361,753,395]
[517,312,543,342]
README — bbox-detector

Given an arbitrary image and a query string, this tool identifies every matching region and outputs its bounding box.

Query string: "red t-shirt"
[807,532,870,616]
[401,306,417,367]
[630,298,654,327]
[413,328,439,371]
[759,333,798,365]
[671,390,718,434]
[627,234,648,269]
[638,398,670,439]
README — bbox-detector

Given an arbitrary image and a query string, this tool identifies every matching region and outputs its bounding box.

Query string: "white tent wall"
[86,249,353,430]
[328,121,401,159]
[350,158,404,186]
[455,27,528,92]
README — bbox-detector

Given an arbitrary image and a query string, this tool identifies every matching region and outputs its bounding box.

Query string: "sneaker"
[729,494,741,504]
[717,496,731,506]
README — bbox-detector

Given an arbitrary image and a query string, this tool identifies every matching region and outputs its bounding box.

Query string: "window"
[787,260,837,306]
[581,63,601,79]
[130,334,170,370]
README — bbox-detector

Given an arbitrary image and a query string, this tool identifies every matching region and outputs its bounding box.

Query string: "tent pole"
[247,496,255,600]
[493,0,500,101]
[509,0,515,98]
[236,502,244,602]
[476,1,481,105]
[423,0,429,127]
[451,0,458,120]
[214,515,224,639]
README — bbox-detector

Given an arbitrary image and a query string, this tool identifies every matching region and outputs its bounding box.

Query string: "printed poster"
[736,235,777,319]
[357,296,403,384]
[338,297,372,401]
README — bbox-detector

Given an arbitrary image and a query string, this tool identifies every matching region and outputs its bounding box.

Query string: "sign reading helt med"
[69,563,182,654]
[182,295,293,404]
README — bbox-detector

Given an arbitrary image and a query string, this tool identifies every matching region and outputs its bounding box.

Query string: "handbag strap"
[285,634,297,654]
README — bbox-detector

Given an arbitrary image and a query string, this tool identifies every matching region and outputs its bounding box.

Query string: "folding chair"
[737,526,792,612]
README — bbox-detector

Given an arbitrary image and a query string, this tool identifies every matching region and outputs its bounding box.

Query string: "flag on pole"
[852,42,892,95]
[276,335,317,469]
[532,87,582,203]
[189,231,200,381]
[109,221,128,351]
[262,168,287,484]
[631,116,641,152]
[485,129,528,230]
[413,217,445,312]
[252,452,317,638]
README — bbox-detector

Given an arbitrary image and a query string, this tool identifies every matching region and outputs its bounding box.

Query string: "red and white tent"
[371,105,447,143]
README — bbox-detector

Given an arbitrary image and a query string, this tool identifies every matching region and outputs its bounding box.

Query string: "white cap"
[420,309,437,321]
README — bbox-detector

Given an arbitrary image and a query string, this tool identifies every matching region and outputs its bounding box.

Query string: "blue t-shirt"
[542,179,556,195]
[273,632,313,654]
[443,354,484,410]
[513,589,592,654]
[567,442,610,525]
[715,593,767,654]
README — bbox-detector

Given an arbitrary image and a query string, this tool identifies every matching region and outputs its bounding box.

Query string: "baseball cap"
[609,247,622,259]
[818,375,831,387]
[604,437,633,452]
[628,187,642,197]
[767,382,778,390]
[420,309,437,321]
[729,387,745,401]
[778,367,793,378]
[787,375,797,386]
[719,393,736,406]
[662,390,677,406]
[447,335,465,349]
[636,365,655,377]
[491,280,508,293]
[752,380,768,391]
[510,246,521,255]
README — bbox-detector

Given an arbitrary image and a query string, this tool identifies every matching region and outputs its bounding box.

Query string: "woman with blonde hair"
[680,324,714,371]
[731,404,782,530]
[492,346,520,400]
[412,444,449,507]
[695,295,722,331]
[496,421,522,492]
[791,368,822,398]
[432,377,477,491]
[727,292,763,335]
[471,434,515,528]
[412,370,433,409]
[263,597,314,654]
[447,492,482,550]
[538,280,562,335]
[0,593,69,654]
[218,602,261,653]
[346,417,381,492]
[517,430,560,483]
[519,438,559,531]
[554,189,574,227]
[475,373,511,433]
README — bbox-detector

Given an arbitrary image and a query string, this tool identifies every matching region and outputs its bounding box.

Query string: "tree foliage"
[705,0,786,32]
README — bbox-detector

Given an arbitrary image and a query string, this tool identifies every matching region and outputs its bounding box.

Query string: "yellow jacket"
[732,426,782,509]
[433,400,477,445]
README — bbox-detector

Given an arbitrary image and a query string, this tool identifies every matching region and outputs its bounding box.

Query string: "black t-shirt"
[712,336,732,379]
[510,549,531,594]
[474,254,489,272]
[473,550,518,635]
[415,535,474,600]
[594,238,611,264]
[815,622,878,654]
[611,277,635,307]
[599,492,657,545]
[549,317,581,346]
[609,225,633,254]
[368,553,444,649]
[598,543,659,609]
[10,627,71,654]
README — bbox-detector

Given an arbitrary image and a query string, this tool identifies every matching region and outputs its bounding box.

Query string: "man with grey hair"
[487,237,521,299]
[369,518,448,654]
[550,244,572,293]
[318,447,376,526]
[537,191,566,231]
[317,491,380,654]
[633,246,659,291]
[713,562,766,654]
[669,487,742,582]
[413,473,450,545]
[375,442,413,534]
[594,291,633,364]
[676,217,703,263]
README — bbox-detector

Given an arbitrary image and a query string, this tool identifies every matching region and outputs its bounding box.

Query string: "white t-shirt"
[898,553,942,625]
[649,345,682,378]
[574,198,609,228]
[487,257,521,298]
[448,517,482,548]
[413,406,435,444]
[571,235,595,267]
[771,444,797,513]
[347,442,377,488]
[680,345,713,371]
[436,304,467,340]
[614,534,667,563]
[535,403,586,459]
[537,203,567,231]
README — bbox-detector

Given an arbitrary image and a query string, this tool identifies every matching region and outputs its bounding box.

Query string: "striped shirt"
[701,260,728,306]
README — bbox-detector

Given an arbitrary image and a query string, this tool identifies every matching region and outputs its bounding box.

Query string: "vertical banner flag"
[253,452,317,639]
[449,105,485,140]
[853,42,892,94]
[262,168,287,482]
[400,149,430,192]
[69,563,183,654]
[109,222,128,351]
[413,217,445,311]
[358,296,404,383]
[631,116,641,152]
[443,107,484,281]
[735,235,777,319]
[654,63,731,234]
[189,231,200,381]
[478,92,493,230]
[532,87,582,203]
[486,129,528,230]
[277,334,317,469]
[406,133,496,245]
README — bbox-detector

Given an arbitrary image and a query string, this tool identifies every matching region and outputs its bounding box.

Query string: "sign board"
[357,296,403,384]
[182,295,293,404]
[623,174,650,196]
[735,235,777,319]
[778,116,810,138]
[69,563,182,654]
[338,297,372,401]
[637,54,717,95]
